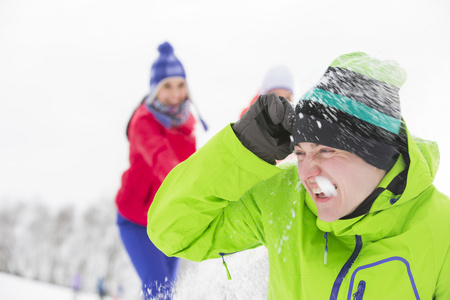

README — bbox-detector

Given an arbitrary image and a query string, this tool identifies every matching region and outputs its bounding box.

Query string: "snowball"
[315,176,337,197]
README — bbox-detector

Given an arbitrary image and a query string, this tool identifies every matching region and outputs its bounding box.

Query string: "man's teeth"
[312,189,331,199]
[311,186,337,194]
[311,187,323,194]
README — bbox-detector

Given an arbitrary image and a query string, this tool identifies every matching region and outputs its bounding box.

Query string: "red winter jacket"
[116,103,196,225]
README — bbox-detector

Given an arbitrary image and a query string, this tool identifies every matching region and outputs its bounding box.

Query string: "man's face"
[294,142,386,222]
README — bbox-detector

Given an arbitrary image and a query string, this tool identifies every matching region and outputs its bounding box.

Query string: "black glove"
[232,93,294,164]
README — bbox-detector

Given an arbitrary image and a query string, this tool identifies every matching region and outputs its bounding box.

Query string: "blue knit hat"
[149,42,186,97]
[292,52,407,170]
[145,42,209,131]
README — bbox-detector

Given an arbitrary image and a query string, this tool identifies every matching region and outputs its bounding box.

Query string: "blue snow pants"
[117,212,179,299]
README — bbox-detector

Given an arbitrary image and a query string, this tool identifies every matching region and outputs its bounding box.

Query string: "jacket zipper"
[329,235,363,300]
[352,280,366,300]
[347,256,420,300]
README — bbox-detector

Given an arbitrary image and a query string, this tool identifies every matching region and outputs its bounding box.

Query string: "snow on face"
[315,176,338,197]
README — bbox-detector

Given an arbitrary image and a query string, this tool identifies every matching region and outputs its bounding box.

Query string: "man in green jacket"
[148,52,450,299]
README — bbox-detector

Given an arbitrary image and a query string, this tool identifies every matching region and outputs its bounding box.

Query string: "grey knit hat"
[292,52,407,170]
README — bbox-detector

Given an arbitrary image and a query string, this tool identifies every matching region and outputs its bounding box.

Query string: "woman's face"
[295,142,386,222]
[156,77,188,107]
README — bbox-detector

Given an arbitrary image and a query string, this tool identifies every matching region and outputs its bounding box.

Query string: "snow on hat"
[149,42,186,98]
[292,52,407,170]
[260,65,294,94]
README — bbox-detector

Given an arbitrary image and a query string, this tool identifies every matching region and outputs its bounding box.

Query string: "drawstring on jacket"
[324,232,329,265]
[220,254,232,280]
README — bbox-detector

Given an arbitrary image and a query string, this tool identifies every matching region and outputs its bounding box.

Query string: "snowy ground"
[174,247,269,300]
[0,247,269,300]
[0,272,115,300]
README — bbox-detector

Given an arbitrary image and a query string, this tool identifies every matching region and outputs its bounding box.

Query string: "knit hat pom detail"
[330,52,407,88]
[158,42,174,55]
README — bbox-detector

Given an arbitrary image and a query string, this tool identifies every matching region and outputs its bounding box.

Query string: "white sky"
[1,0,449,210]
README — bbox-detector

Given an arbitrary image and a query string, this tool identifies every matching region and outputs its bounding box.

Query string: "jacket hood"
[312,120,440,237]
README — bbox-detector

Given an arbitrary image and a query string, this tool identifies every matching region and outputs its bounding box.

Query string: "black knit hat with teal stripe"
[292,52,407,170]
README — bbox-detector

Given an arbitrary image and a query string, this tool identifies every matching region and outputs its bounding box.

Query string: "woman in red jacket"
[115,41,199,299]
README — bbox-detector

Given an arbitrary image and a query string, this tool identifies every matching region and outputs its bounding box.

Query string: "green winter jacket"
[147,123,450,299]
